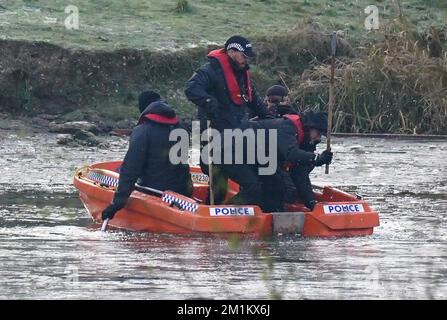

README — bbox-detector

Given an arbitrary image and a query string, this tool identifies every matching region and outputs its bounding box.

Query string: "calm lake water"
[0,130,446,299]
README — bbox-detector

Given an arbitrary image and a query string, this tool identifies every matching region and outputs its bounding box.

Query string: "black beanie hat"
[300,110,328,135]
[138,91,161,113]
[266,85,289,97]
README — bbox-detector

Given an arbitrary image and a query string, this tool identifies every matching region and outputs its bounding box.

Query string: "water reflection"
[0,132,446,299]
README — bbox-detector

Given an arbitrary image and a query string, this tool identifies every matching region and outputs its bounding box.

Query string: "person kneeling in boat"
[251,110,333,211]
[102,101,193,221]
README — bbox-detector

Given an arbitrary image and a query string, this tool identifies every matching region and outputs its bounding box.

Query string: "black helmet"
[224,35,256,58]
[300,110,328,135]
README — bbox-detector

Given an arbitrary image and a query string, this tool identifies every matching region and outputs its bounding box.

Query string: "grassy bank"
[0,1,446,133]
[0,25,356,121]
[1,0,445,49]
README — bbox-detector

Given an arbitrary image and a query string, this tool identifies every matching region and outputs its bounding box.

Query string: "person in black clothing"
[287,111,331,210]
[185,35,269,131]
[264,85,297,118]
[102,101,193,221]
[259,85,296,209]
[185,35,271,206]
[250,110,333,211]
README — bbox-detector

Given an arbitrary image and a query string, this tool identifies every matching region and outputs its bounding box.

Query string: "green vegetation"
[1,0,445,50]
[0,1,446,133]
[291,24,447,134]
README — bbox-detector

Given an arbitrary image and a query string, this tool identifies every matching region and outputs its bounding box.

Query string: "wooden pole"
[207,120,214,205]
[325,32,337,174]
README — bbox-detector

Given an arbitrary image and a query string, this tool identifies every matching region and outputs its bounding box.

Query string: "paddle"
[325,32,337,174]
[100,183,163,232]
[101,219,109,232]
[207,120,215,205]
[135,183,163,195]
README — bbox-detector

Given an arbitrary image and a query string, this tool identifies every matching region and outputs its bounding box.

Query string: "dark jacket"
[111,102,192,210]
[266,104,297,118]
[249,117,316,166]
[185,52,269,131]
[250,116,318,205]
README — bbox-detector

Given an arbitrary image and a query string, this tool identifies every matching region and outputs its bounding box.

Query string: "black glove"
[314,150,333,167]
[101,203,122,221]
[305,200,317,211]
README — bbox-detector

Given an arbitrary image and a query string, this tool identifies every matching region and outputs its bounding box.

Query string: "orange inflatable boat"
[73,161,379,237]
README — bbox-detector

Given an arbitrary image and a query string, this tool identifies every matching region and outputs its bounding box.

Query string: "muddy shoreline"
[2,115,446,144]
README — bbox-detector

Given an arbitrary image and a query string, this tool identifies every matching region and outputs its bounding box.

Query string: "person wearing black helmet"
[184,35,271,206]
[101,100,193,221]
[250,109,333,211]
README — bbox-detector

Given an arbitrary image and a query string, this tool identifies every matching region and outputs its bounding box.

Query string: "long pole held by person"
[207,120,215,205]
[326,32,337,174]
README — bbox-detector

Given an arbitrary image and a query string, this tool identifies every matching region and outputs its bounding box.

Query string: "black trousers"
[259,170,285,212]
[288,165,316,205]
[201,162,263,207]
[201,161,287,212]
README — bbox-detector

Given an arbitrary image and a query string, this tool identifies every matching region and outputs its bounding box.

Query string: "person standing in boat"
[184,35,271,206]
[101,101,193,221]
[250,110,333,211]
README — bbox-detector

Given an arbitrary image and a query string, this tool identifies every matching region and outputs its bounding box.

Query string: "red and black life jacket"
[144,113,179,125]
[284,114,304,145]
[207,49,252,106]
[283,114,305,171]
